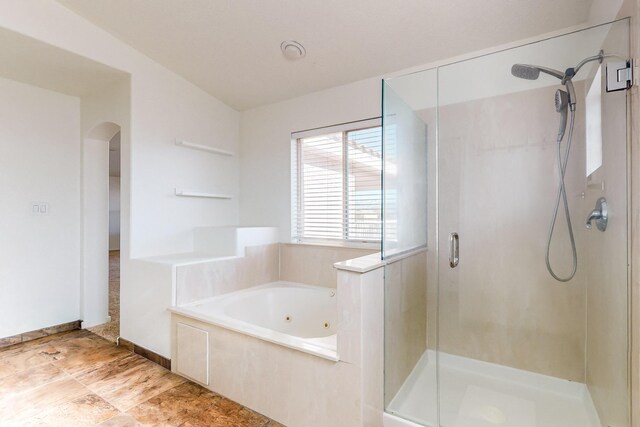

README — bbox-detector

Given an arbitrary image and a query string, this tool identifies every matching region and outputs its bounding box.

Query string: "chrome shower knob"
[586,197,607,232]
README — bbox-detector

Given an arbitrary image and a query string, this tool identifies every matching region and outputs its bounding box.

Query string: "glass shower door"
[382,70,437,426]
[437,19,630,427]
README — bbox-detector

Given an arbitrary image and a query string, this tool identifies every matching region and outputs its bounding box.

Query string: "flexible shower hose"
[545,109,577,282]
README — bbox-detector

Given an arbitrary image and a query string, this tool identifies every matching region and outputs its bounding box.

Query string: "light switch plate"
[31,202,49,215]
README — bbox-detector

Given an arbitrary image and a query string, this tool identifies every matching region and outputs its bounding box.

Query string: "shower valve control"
[586,197,608,232]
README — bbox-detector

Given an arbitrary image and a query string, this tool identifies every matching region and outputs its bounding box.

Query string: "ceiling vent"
[281,40,306,60]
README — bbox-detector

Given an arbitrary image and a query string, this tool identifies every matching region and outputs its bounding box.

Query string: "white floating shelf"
[174,188,232,199]
[175,139,234,156]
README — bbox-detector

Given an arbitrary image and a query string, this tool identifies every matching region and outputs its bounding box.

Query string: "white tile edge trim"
[334,247,428,273]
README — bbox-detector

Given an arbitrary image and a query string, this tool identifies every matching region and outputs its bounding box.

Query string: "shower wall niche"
[383,19,630,427]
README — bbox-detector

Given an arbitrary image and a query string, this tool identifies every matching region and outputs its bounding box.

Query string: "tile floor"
[0,329,282,426]
[89,251,120,343]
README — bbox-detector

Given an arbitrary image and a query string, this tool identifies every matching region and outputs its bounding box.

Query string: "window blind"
[292,119,382,244]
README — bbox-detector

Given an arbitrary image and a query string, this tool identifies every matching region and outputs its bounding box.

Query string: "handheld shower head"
[554,89,568,113]
[555,89,569,141]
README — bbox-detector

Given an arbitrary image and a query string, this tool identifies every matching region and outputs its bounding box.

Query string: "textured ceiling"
[57,0,593,110]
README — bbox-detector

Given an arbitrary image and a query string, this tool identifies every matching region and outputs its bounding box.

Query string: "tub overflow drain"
[285,315,292,322]
[323,321,331,329]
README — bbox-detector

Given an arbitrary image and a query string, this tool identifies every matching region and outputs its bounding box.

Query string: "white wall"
[0,76,81,337]
[0,1,240,258]
[589,0,625,24]
[240,78,380,241]
[0,1,241,348]
[130,72,240,257]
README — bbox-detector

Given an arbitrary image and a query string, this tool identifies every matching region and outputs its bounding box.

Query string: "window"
[292,119,382,244]
[586,65,603,177]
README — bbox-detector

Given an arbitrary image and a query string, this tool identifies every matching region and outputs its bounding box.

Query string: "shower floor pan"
[386,351,600,427]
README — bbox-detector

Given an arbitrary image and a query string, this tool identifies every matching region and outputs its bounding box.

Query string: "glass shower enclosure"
[383,19,630,427]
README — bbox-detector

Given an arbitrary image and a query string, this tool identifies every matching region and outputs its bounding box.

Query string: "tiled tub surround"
[125,222,375,360]
[123,226,280,359]
[171,253,385,426]
[279,243,377,288]
[175,243,280,306]
[172,281,338,360]
[176,243,376,305]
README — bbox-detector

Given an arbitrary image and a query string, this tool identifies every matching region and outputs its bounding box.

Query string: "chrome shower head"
[511,64,565,80]
[511,64,540,80]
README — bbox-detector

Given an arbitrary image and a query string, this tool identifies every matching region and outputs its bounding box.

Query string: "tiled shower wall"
[433,82,589,382]
[384,250,428,405]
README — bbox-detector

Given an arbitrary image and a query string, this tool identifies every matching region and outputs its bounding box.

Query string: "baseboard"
[117,337,171,370]
[0,320,82,348]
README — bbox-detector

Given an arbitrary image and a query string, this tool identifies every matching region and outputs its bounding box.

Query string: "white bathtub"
[170,281,339,360]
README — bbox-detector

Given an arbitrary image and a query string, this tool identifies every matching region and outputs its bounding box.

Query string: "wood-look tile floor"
[88,251,121,343]
[0,330,283,426]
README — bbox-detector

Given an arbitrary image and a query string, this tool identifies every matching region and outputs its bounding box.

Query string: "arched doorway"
[82,121,121,342]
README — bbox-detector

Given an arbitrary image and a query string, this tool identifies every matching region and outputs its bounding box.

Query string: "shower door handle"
[449,232,459,268]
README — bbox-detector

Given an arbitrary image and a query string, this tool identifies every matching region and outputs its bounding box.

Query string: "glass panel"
[382,76,430,258]
[382,70,437,426]
[437,19,629,427]
[584,20,630,427]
